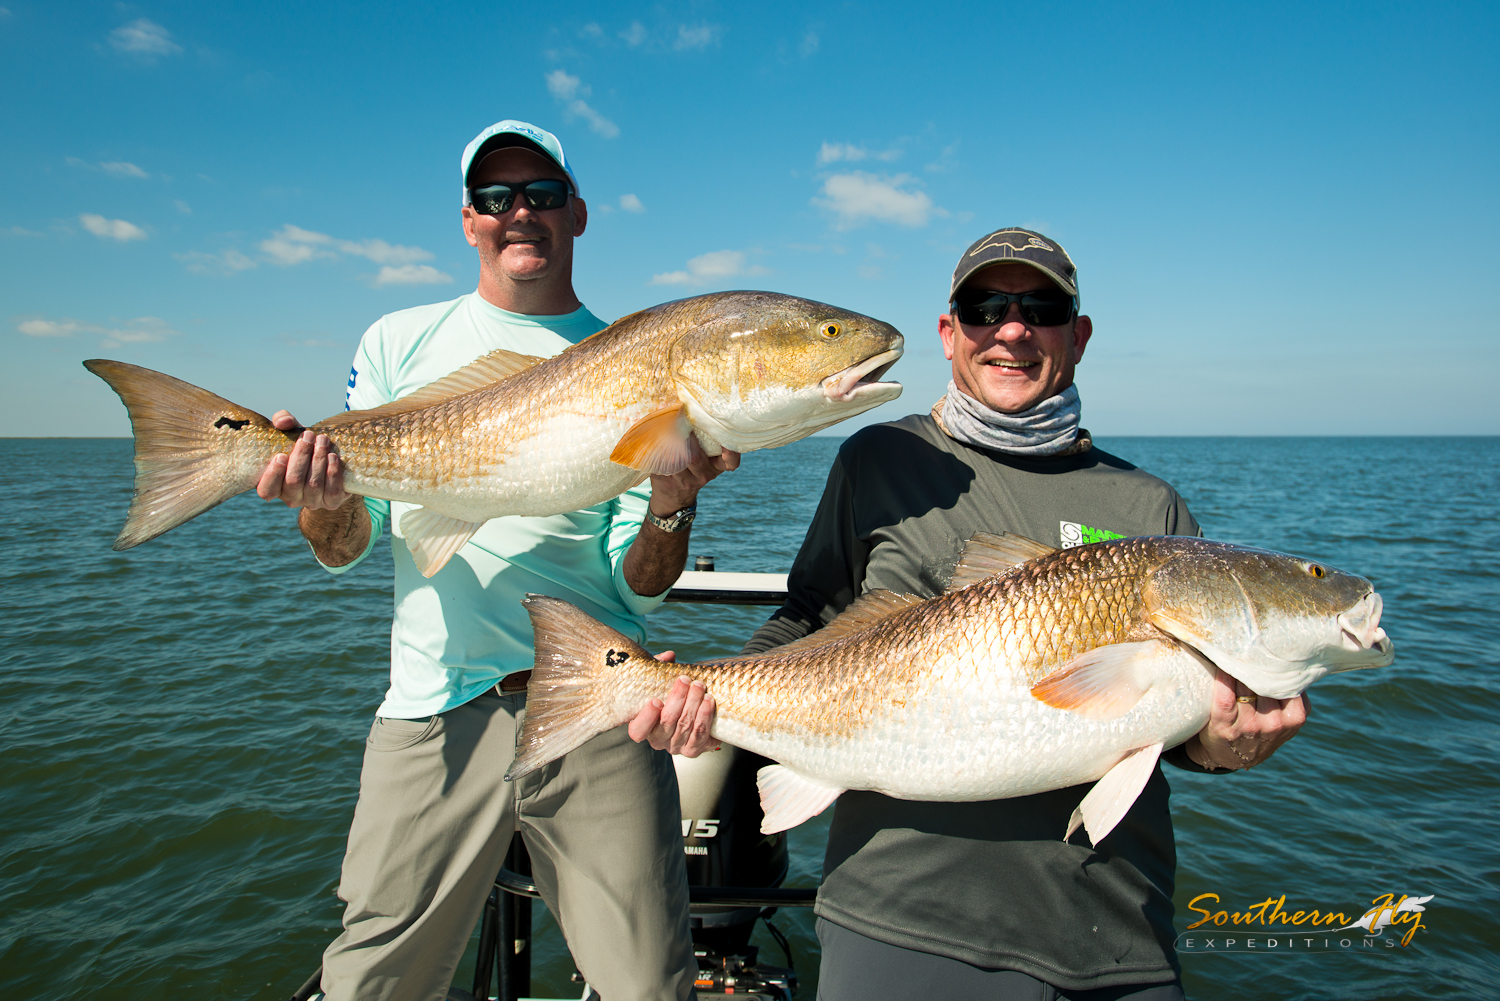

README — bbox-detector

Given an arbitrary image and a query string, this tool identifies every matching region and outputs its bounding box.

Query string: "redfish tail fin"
[84,359,287,550]
[506,594,655,781]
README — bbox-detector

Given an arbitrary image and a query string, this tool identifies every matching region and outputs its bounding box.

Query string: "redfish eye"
[820,322,842,338]
[1305,563,1326,578]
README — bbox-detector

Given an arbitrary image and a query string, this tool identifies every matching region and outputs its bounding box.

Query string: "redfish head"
[1142,540,1394,700]
[667,291,903,453]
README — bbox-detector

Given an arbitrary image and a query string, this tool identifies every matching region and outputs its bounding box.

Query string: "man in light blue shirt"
[258,121,724,1001]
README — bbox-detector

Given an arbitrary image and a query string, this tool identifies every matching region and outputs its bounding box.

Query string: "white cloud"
[174,199,191,214]
[101,161,148,179]
[109,19,181,60]
[800,30,819,57]
[177,249,258,275]
[813,172,936,229]
[546,69,583,101]
[67,157,151,178]
[15,315,178,346]
[817,142,901,165]
[260,224,337,265]
[581,22,603,38]
[545,70,619,139]
[621,21,648,46]
[373,264,454,286]
[17,318,76,337]
[675,24,721,50]
[337,238,432,266]
[205,224,443,275]
[80,213,147,241]
[651,249,769,287]
[619,193,645,213]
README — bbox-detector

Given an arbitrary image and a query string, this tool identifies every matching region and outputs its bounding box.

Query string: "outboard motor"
[674,745,798,999]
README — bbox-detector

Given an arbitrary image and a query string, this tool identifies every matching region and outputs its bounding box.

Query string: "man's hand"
[622,444,742,598]
[627,652,720,757]
[1183,668,1309,771]
[648,445,742,516]
[253,411,371,566]
[255,411,351,511]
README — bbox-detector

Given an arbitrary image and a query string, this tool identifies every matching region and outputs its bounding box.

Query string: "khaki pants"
[321,690,697,1001]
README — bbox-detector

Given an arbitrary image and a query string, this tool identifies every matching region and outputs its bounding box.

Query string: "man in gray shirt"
[739,228,1309,1000]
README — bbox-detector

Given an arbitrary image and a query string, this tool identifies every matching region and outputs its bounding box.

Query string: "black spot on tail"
[214,416,250,430]
[605,649,629,666]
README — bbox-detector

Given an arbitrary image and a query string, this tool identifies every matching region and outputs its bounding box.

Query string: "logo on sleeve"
[1060,520,1125,548]
[345,366,358,410]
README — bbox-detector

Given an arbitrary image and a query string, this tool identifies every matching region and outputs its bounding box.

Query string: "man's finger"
[284,433,313,489]
[628,698,664,743]
[308,435,331,491]
[673,681,706,742]
[657,676,692,732]
[271,410,301,431]
[1286,691,1310,727]
[256,452,289,500]
[324,452,346,504]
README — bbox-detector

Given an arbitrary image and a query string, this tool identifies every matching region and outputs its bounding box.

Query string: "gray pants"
[321,690,698,1001]
[816,918,1185,1001]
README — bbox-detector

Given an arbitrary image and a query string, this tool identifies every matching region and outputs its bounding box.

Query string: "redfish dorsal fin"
[610,402,696,474]
[945,532,1058,592]
[768,590,925,655]
[319,348,544,427]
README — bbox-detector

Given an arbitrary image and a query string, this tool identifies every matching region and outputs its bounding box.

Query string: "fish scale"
[511,533,1394,843]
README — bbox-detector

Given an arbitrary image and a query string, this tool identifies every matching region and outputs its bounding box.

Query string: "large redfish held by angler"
[508,533,1394,845]
[85,291,904,576]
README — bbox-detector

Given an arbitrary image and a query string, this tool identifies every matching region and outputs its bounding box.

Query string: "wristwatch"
[646,504,697,533]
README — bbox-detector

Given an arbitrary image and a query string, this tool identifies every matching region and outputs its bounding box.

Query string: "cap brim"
[951,259,1078,299]
[465,134,564,188]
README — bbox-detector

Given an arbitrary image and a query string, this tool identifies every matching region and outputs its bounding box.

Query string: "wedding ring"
[1236,695,1255,704]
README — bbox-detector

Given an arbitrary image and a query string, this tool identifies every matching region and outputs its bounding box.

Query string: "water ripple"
[2,437,1497,999]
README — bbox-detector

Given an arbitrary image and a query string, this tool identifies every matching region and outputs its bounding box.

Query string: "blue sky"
[3,0,1497,438]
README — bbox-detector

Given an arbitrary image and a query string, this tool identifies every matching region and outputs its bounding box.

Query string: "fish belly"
[341,410,647,521]
[714,649,1214,801]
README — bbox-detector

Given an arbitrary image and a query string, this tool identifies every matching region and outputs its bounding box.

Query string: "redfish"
[508,533,1393,844]
[85,291,903,575]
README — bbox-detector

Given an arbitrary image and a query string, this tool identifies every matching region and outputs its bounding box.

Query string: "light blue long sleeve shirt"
[325,292,661,719]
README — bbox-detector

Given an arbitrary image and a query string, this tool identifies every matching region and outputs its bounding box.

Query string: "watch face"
[651,507,696,532]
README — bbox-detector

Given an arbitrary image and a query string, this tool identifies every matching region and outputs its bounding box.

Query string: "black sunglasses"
[950,288,1077,327]
[468,178,573,215]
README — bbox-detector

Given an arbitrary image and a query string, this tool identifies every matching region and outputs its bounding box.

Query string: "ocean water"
[1,435,1496,1001]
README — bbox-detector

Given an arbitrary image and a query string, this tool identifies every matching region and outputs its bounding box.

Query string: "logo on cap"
[971,231,1057,257]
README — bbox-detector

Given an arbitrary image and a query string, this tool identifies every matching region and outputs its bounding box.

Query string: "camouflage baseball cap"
[950,227,1078,300]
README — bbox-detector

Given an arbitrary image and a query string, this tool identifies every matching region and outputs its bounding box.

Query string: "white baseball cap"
[460,120,580,205]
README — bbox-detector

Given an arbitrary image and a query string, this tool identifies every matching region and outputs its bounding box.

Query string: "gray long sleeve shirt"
[743,414,1201,991]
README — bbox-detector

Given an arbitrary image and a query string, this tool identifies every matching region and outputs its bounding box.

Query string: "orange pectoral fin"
[610,403,696,474]
[1030,641,1165,720]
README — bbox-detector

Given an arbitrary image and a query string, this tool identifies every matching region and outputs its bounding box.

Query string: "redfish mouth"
[1337,591,1394,665]
[822,343,905,402]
